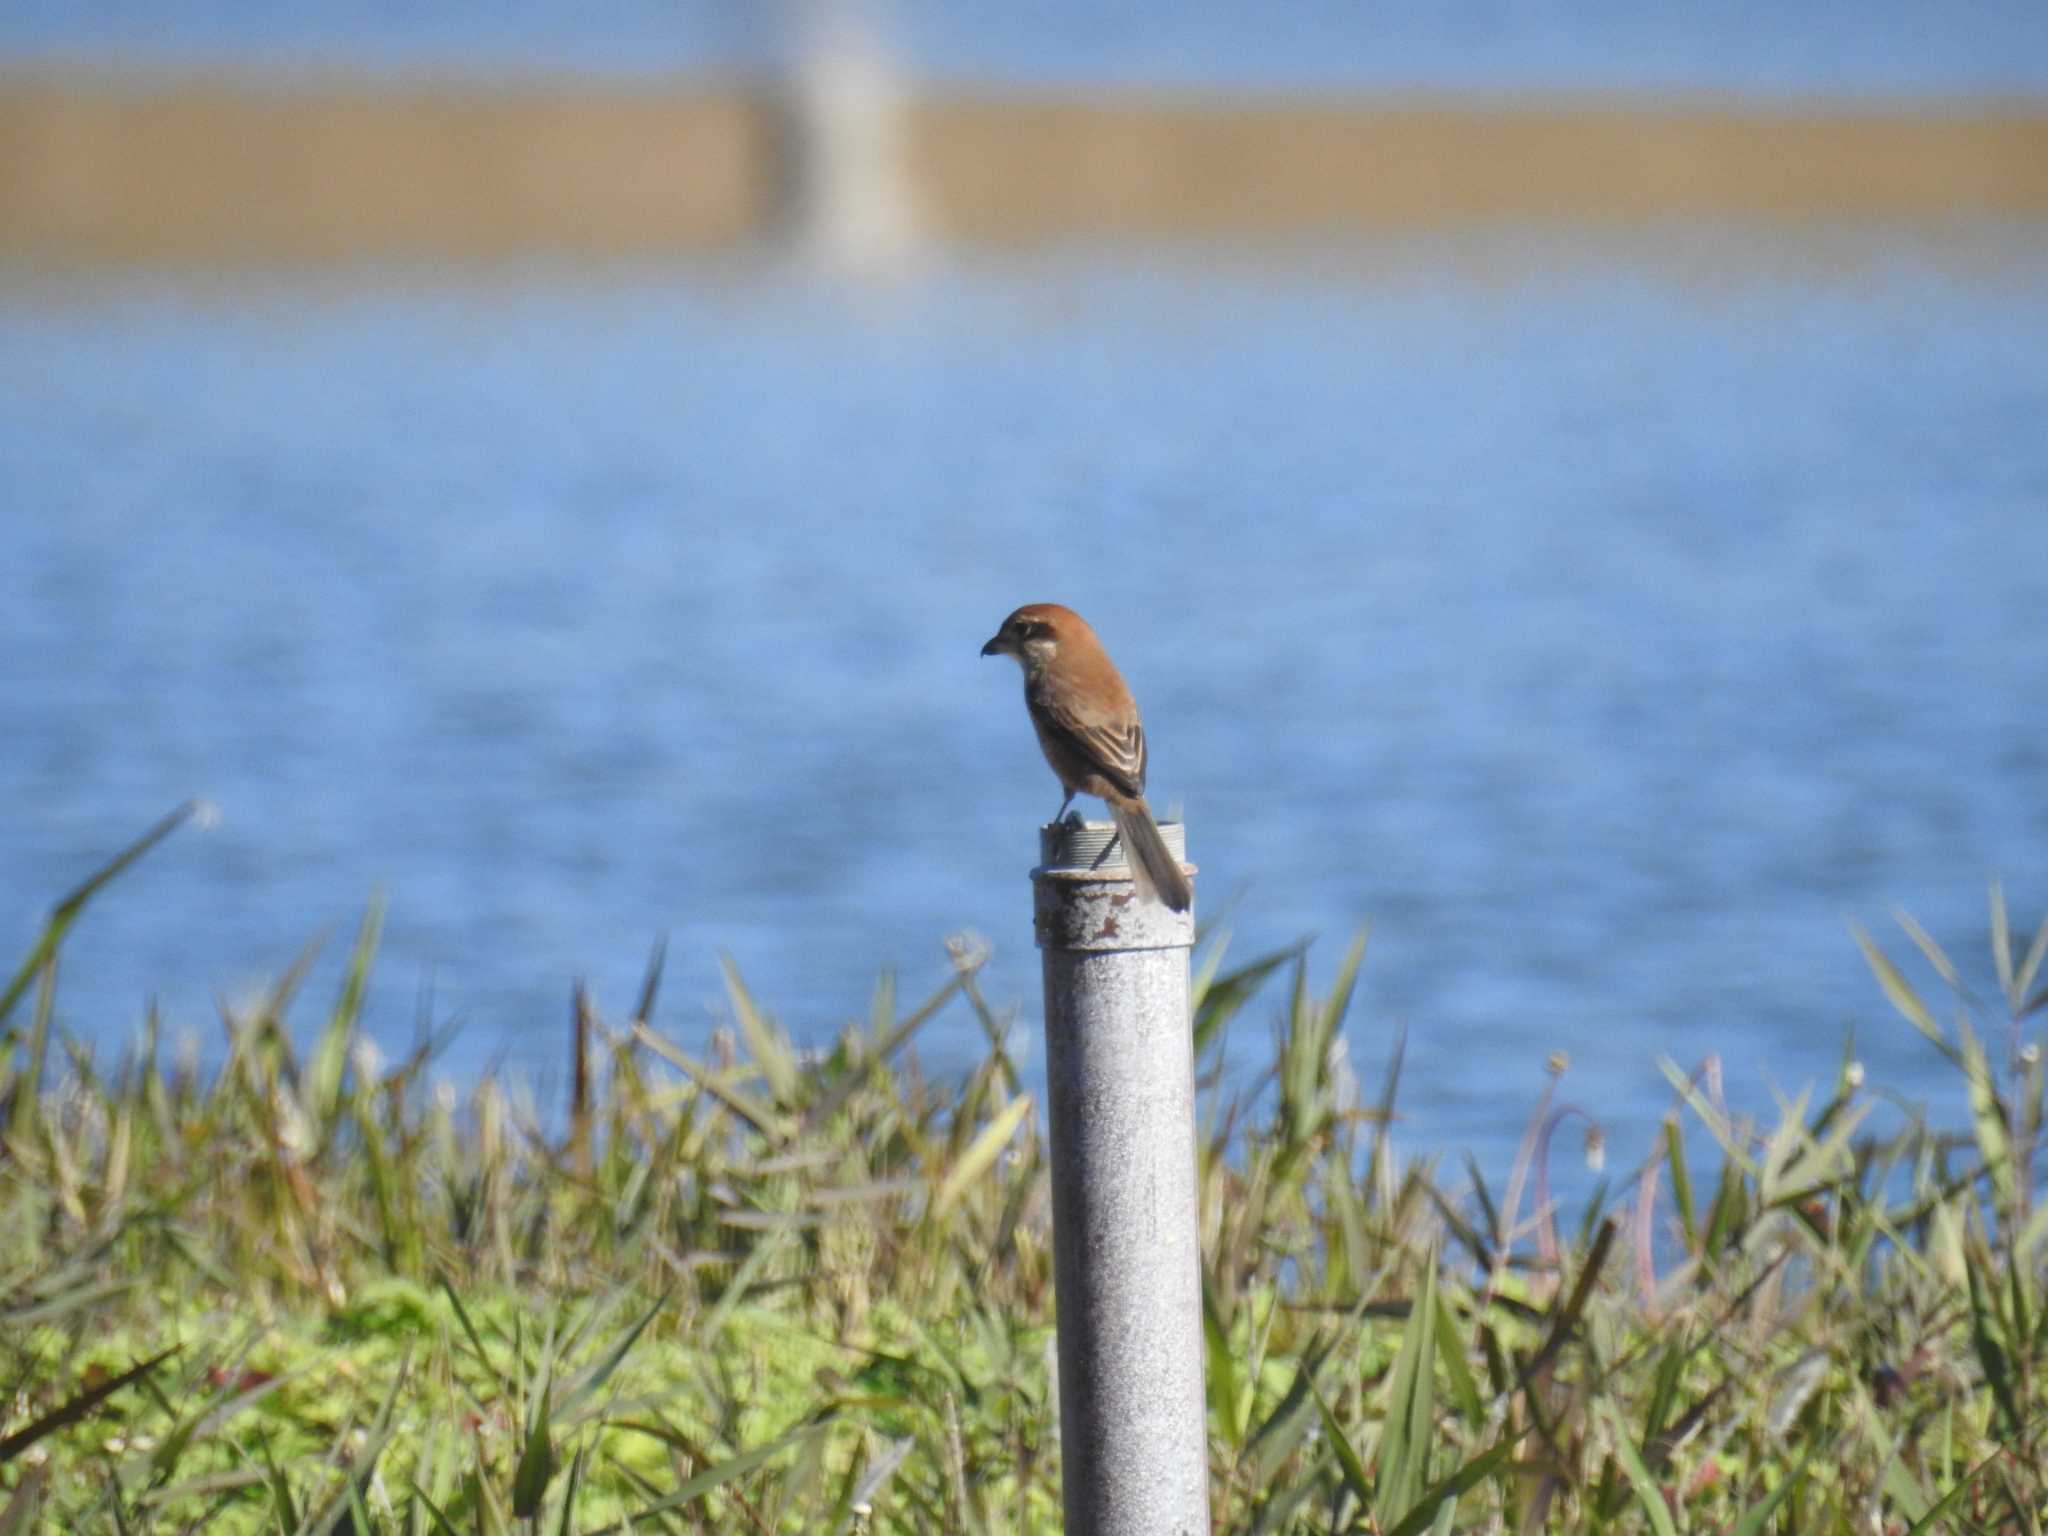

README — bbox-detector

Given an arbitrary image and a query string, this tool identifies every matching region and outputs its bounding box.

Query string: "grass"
[2,804,2046,1532]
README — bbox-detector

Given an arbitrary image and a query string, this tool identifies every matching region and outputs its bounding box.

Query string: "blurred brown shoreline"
[3,72,2046,262]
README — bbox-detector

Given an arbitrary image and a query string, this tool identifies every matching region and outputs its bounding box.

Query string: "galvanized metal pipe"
[1033,819,1209,1536]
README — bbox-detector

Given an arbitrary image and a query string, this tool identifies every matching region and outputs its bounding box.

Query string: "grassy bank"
[2,804,2045,1532]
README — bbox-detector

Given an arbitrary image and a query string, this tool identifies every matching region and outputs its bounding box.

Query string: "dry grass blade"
[0,1347,179,1466]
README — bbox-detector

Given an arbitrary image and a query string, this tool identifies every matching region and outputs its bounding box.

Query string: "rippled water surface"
[5,234,2046,1175]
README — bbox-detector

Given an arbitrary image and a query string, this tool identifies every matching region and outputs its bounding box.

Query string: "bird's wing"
[1031,694,1148,801]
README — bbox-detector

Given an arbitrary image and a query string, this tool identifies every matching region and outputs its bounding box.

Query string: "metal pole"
[1034,818,1209,1536]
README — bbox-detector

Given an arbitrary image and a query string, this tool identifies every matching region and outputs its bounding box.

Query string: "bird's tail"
[1110,798,1192,913]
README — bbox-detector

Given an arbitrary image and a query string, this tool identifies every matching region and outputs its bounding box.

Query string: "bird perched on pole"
[981,603,1192,913]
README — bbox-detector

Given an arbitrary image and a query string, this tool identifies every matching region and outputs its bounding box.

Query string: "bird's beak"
[980,633,1007,657]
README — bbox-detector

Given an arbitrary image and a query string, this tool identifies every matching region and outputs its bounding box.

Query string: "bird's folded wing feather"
[1030,695,1148,800]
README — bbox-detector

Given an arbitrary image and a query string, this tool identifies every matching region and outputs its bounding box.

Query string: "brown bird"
[981,603,1192,912]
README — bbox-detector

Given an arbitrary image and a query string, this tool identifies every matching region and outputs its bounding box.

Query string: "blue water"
[4,0,2047,98]
[4,233,2047,1181]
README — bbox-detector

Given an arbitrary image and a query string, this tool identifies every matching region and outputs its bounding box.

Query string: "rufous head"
[980,603,1094,675]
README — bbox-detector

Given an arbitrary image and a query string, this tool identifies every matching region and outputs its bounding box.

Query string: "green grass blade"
[1192,940,1306,1056]
[1903,1437,2021,1536]
[306,896,383,1136]
[1243,1344,1327,1484]
[1311,1377,1372,1501]
[1203,1276,1247,1446]
[1384,1437,1518,1536]
[1599,1400,1680,1536]
[721,954,799,1106]
[1964,1257,2021,1440]
[1991,882,2014,998]
[512,1331,556,1518]
[933,1093,1032,1220]
[0,800,201,1027]
[2015,915,2048,1006]
[1851,923,1958,1064]
[1663,1115,1696,1251]
[585,1422,825,1534]
[555,1288,671,1428]
[1374,1261,1438,1531]
[407,1485,463,1536]
[1430,1287,1483,1427]
[1728,1444,1816,1536]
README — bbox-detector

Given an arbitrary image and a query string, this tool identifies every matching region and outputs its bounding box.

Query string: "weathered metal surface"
[1034,818,1207,1536]
[1034,819,1193,954]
